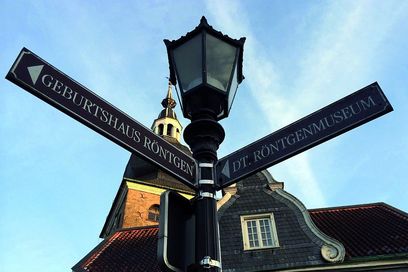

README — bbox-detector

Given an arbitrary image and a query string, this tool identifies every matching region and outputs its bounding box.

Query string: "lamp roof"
[164,16,245,87]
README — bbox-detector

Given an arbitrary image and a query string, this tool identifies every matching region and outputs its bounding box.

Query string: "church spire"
[161,80,176,109]
[151,80,182,142]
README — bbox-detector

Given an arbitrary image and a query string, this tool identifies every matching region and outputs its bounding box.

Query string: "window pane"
[148,212,155,221]
[247,220,259,248]
[173,34,202,92]
[228,64,238,111]
[260,219,273,246]
[206,34,236,92]
[148,205,160,222]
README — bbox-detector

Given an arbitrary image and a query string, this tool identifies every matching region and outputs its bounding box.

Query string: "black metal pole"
[184,110,225,272]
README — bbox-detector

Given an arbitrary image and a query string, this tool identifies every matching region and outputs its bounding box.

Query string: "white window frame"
[240,213,279,250]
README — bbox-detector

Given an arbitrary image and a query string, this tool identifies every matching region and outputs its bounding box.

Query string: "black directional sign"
[216,82,393,188]
[6,48,196,188]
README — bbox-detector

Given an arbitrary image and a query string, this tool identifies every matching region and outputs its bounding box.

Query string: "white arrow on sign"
[221,159,230,178]
[27,65,44,85]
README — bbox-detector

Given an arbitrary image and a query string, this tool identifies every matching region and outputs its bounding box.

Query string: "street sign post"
[5,43,394,271]
[6,48,197,189]
[216,82,393,188]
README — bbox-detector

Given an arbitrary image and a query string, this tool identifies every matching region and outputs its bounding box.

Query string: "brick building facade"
[100,82,194,239]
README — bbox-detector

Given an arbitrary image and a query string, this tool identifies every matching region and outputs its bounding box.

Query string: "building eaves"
[73,226,160,272]
[99,181,127,238]
[309,202,408,259]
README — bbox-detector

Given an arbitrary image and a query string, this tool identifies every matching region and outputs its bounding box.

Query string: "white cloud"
[205,0,408,208]
[205,0,326,207]
[294,1,408,109]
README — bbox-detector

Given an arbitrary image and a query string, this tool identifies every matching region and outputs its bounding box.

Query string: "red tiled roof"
[73,226,160,272]
[309,202,408,259]
[74,203,408,271]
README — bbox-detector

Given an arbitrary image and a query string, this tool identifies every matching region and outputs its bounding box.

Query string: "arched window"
[158,124,164,135]
[148,204,160,222]
[167,124,174,136]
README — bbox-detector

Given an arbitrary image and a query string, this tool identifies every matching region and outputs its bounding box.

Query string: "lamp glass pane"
[206,34,237,92]
[228,63,238,111]
[173,34,202,92]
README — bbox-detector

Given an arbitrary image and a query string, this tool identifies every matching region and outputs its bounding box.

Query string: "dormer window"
[240,213,279,250]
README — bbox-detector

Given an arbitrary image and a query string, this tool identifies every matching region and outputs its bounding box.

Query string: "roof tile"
[309,202,408,259]
[75,203,408,271]
[73,226,160,272]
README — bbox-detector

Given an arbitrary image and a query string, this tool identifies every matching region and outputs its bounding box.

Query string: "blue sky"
[1,1,408,271]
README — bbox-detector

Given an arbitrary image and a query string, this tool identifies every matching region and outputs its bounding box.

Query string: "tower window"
[148,204,160,222]
[167,124,173,136]
[158,124,164,135]
[240,213,279,250]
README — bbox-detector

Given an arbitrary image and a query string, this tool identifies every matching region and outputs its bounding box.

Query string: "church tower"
[151,81,182,143]
[99,81,194,238]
